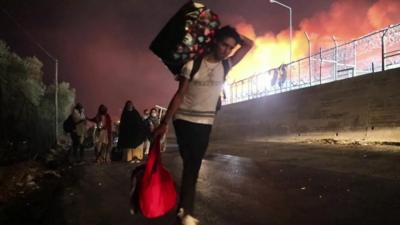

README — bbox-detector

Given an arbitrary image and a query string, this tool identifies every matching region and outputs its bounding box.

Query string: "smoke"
[368,0,400,29]
[228,0,400,82]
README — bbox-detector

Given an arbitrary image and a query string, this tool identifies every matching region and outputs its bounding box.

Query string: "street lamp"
[269,0,292,67]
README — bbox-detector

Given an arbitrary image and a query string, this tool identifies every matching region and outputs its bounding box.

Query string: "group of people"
[68,103,113,163]
[67,102,164,164]
[118,102,166,163]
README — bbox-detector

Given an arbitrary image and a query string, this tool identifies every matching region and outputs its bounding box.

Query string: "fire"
[227,23,307,83]
[227,0,400,83]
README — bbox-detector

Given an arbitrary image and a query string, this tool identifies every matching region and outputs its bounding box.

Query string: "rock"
[26,174,34,183]
[44,170,62,178]
[27,181,36,187]
[50,149,58,155]
[45,154,55,162]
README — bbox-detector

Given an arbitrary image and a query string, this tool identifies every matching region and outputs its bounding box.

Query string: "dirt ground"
[2,140,400,225]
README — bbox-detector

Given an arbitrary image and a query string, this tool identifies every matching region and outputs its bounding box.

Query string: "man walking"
[70,103,87,163]
[154,26,253,225]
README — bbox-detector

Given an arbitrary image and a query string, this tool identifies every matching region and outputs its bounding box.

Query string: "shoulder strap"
[189,57,203,81]
[222,59,231,81]
[216,59,231,112]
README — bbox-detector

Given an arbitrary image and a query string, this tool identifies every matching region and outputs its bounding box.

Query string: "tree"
[39,82,76,142]
[0,40,76,163]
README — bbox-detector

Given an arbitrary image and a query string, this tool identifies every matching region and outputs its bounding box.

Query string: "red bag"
[139,137,177,218]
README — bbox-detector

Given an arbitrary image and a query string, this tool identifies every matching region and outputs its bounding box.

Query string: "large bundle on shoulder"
[150,1,220,77]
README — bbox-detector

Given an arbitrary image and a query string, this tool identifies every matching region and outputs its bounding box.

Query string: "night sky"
[1,0,397,118]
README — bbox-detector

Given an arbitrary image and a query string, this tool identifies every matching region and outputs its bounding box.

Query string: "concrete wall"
[212,68,400,143]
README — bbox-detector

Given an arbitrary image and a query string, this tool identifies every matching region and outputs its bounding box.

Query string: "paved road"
[45,141,400,225]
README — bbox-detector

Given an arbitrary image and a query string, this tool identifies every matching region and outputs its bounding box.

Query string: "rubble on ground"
[0,144,68,204]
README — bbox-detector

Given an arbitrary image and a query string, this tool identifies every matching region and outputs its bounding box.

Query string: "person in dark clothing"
[70,103,87,163]
[118,101,149,163]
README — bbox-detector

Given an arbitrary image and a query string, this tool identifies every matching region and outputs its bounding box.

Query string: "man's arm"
[153,76,190,137]
[87,116,97,123]
[71,110,81,124]
[230,34,254,67]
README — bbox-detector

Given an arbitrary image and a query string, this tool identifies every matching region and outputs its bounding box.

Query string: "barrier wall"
[212,68,400,143]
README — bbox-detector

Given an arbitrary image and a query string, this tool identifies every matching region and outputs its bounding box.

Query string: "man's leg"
[160,134,167,152]
[95,143,102,163]
[137,143,144,160]
[71,133,79,161]
[174,120,212,216]
[79,145,84,161]
[144,139,150,155]
[105,144,112,163]
[128,148,134,161]
[78,136,84,162]
[122,148,128,162]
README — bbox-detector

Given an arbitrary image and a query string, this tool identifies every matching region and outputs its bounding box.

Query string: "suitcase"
[110,147,122,161]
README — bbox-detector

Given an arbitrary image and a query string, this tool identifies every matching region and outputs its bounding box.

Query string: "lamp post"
[270,0,292,67]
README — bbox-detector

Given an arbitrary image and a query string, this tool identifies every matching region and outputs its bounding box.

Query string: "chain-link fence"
[224,23,400,105]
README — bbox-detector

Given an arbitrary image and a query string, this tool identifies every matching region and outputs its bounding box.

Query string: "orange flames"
[228,0,400,83]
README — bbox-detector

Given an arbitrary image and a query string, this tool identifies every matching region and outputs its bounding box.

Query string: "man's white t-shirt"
[174,58,229,125]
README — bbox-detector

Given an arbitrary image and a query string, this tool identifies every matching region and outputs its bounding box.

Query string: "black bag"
[129,164,146,215]
[111,147,123,161]
[63,115,75,133]
[150,1,220,76]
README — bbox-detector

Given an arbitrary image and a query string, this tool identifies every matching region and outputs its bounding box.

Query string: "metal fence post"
[304,32,312,86]
[298,61,301,87]
[353,40,357,77]
[332,36,338,80]
[233,83,237,103]
[319,48,322,84]
[247,79,251,100]
[382,27,390,71]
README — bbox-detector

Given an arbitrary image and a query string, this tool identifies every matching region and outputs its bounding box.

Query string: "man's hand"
[153,123,167,139]
[230,34,254,67]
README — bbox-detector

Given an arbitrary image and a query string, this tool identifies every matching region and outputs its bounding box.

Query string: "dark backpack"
[129,164,146,215]
[63,115,75,133]
[189,57,231,111]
